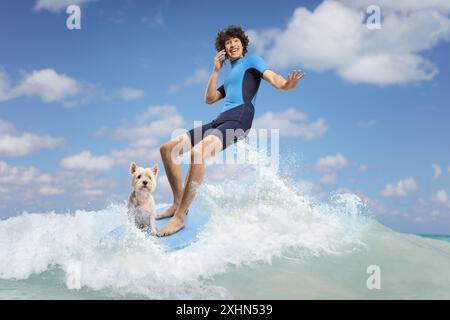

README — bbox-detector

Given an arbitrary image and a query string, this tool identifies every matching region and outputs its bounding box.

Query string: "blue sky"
[0,0,449,234]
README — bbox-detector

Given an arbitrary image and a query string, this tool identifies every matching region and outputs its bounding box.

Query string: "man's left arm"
[263,69,304,91]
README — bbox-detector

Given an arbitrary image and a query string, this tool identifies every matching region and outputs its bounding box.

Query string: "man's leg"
[157,133,192,219]
[157,134,223,236]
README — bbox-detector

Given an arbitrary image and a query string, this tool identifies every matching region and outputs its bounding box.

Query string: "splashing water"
[0,144,449,299]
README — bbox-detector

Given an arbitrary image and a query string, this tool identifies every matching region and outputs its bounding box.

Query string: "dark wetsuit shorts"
[187,103,255,150]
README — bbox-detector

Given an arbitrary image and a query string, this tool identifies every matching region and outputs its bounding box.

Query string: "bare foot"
[157,216,185,237]
[156,204,178,220]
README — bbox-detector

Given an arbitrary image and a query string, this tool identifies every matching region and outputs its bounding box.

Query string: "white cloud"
[334,186,447,224]
[0,68,80,103]
[339,54,438,85]
[0,161,63,198]
[249,0,450,85]
[0,160,121,213]
[60,151,115,172]
[339,0,450,13]
[117,87,145,101]
[380,177,418,197]
[0,69,11,99]
[0,161,42,186]
[142,10,165,28]
[59,170,116,199]
[61,82,107,108]
[359,164,368,172]
[315,154,349,173]
[169,69,209,93]
[0,119,63,156]
[0,120,15,134]
[94,105,186,167]
[431,210,441,218]
[320,173,337,184]
[97,104,185,148]
[432,164,442,180]
[34,0,97,12]
[247,28,282,55]
[433,190,450,208]
[0,134,63,157]
[253,108,327,140]
[314,154,349,185]
[250,2,364,71]
[357,120,376,128]
[80,189,105,196]
[38,185,64,196]
[110,147,160,166]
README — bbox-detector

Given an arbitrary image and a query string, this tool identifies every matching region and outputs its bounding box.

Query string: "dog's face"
[130,162,158,193]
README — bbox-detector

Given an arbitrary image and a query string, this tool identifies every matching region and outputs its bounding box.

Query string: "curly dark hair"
[215,25,249,56]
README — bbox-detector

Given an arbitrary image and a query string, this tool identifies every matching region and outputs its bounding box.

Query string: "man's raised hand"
[213,49,226,72]
[282,69,305,90]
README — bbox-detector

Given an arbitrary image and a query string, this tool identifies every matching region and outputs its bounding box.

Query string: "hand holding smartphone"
[214,50,227,72]
[220,49,228,62]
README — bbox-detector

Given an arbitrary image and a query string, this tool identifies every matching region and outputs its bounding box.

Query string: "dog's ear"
[151,164,158,177]
[130,162,138,175]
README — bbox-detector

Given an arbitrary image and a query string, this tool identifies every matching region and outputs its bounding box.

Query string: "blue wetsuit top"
[217,54,268,113]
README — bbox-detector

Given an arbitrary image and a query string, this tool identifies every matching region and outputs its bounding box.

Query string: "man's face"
[224,37,243,61]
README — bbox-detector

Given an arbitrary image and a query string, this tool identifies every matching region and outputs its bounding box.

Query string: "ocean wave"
[1,144,449,299]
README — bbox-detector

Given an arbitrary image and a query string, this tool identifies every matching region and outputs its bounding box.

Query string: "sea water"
[1,145,449,299]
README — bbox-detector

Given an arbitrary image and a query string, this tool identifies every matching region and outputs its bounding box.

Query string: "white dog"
[127,162,158,235]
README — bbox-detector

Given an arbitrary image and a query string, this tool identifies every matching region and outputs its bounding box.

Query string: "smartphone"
[221,50,228,62]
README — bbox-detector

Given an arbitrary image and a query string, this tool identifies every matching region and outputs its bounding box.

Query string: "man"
[157,25,304,237]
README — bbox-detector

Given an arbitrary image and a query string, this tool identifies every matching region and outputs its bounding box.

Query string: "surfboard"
[101,205,209,251]
[152,205,209,250]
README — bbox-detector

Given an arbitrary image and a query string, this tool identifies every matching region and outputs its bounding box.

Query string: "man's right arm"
[204,70,224,104]
[204,49,227,105]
